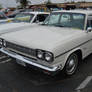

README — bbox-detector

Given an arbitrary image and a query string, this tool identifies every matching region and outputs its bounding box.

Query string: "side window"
[90,20,92,27]
[39,14,49,22]
[87,20,92,29]
[33,14,48,22]
[43,14,49,19]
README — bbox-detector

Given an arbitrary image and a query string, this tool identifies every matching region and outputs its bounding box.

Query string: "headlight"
[36,50,44,59]
[36,49,54,62]
[44,52,54,62]
[0,38,3,47]
[3,40,6,47]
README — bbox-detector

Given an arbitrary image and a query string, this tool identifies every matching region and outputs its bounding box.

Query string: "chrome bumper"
[0,48,60,72]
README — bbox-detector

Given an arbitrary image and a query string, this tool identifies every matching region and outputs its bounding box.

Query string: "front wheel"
[64,53,78,76]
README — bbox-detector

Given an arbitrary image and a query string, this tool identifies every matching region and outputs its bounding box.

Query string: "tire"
[64,53,78,76]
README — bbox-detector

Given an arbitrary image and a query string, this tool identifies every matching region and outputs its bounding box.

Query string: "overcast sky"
[0,0,92,8]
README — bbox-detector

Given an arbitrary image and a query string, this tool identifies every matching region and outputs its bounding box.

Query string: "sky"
[0,0,92,8]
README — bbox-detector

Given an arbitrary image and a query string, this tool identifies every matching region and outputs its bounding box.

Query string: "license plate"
[16,59,26,67]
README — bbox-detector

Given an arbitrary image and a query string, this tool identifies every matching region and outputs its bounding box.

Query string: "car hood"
[1,25,82,53]
[0,22,37,35]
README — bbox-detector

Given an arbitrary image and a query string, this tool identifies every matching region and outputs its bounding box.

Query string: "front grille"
[5,41,36,57]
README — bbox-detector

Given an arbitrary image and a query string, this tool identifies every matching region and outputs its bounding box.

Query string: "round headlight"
[36,50,44,59]
[0,41,3,45]
[0,39,3,47]
[3,40,6,47]
[45,52,54,62]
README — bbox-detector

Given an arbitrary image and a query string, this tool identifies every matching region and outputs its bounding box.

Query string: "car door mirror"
[87,27,92,33]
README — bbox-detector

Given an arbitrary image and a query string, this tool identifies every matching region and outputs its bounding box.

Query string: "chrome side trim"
[0,48,59,72]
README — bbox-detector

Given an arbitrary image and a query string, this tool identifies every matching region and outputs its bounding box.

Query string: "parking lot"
[0,52,92,92]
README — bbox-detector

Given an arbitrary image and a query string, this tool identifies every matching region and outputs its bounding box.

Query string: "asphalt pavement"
[0,52,92,92]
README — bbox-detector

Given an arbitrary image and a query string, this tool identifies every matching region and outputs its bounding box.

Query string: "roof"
[22,11,50,15]
[53,10,92,15]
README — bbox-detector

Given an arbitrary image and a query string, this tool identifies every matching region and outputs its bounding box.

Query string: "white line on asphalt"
[0,56,7,60]
[0,59,11,64]
[76,76,92,90]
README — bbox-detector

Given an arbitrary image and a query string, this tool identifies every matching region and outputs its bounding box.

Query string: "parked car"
[0,10,92,76]
[0,12,11,24]
[0,12,49,35]
[13,12,49,23]
[7,9,27,18]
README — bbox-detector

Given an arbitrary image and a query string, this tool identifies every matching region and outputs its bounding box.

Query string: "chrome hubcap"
[66,55,78,74]
[67,59,75,73]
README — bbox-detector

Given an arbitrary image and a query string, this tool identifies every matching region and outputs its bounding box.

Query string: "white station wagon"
[0,10,92,76]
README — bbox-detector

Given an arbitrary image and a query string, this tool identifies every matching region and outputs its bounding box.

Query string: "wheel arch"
[65,48,83,64]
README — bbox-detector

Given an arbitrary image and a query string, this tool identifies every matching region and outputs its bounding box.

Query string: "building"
[28,2,92,11]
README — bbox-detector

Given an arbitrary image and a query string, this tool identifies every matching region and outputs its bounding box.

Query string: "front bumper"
[0,48,60,72]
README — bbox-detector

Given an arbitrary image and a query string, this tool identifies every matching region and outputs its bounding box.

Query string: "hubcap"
[66,54,78,75]
[67,59,75,73]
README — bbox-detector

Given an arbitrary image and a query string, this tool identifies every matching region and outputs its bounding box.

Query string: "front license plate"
[16,59,26,67]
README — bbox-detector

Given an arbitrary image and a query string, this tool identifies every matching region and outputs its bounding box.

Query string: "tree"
[16,0,31,8]
[0,4,2,9]
[44,0,52,5]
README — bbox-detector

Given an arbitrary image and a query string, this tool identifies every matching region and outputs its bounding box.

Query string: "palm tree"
[16,0,31,8]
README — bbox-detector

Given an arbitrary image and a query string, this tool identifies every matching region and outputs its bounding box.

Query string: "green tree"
[16,0,31,8]
[0,4,2,9]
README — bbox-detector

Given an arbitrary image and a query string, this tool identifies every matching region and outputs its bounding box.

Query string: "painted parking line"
[76,76,92,91]
[0,56,7,60]
[0,54,11,64]
[0,58,11,64]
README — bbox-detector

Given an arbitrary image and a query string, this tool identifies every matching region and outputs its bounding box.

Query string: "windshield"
[43,12,85,30]
[14,13,34,23]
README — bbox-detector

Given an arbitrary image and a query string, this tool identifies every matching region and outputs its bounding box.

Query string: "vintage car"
[0,10,92,76]
[13,12,49,23]
[0,12,49,35]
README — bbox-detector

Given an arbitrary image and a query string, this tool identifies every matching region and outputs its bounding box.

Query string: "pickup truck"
[0,10,92,76]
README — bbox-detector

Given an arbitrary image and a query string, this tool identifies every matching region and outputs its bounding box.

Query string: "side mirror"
[87,27,92,33]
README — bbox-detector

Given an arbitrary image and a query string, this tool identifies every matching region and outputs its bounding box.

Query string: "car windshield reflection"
[43,12,85,30]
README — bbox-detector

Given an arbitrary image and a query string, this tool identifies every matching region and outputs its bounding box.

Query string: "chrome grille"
[5,41,36,57]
